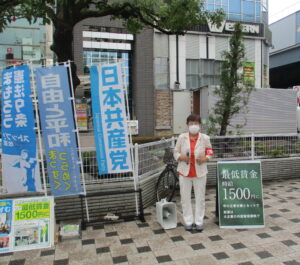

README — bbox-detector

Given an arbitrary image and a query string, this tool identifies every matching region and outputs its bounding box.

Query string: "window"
[186,59,221,89]
[154,57,169,90]
[229,0,241,13]
[203,0,264,23]
[243,1,255,16]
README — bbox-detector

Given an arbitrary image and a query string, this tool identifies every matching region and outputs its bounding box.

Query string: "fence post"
[133,143,140,216]
[251,133,255,160]
[171,136,175,148]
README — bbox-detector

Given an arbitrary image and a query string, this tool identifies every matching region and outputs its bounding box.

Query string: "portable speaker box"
[156,199,177,229]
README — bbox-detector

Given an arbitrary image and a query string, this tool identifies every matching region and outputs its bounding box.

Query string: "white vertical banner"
[90,63,132,174]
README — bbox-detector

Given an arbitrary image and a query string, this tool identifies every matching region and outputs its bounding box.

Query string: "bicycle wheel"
[156,167,177,202]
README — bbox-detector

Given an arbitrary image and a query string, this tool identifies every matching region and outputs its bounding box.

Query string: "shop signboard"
[217,161,264,228]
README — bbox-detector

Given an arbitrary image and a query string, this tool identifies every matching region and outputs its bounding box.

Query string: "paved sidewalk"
[1,179,300,265]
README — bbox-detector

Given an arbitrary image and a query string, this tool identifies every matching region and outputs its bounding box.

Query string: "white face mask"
[188,124,200,134]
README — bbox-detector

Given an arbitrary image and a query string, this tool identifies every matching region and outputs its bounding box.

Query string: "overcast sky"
[269,0,300,24]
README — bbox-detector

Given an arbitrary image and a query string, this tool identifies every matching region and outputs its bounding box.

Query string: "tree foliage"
[207,22,254,136]
[1,0,224,88]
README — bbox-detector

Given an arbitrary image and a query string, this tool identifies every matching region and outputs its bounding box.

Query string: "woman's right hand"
[179,155,189,163]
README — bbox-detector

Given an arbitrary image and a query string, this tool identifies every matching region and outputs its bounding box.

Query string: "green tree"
[1,0,223,88]
[207,22,254,136]
[0,0,52,31]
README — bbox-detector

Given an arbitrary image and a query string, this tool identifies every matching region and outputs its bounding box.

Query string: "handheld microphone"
[186,152,189,164]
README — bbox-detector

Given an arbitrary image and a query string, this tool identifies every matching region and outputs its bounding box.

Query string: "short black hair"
[186,114,201,124]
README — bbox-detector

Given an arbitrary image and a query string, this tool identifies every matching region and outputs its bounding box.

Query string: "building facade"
[269,11,300,88]
[0,18,53,69]
[72,0,271,136]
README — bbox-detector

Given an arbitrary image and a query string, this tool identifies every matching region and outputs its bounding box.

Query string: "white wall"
[270,13,296,52]
[169,35,186,89]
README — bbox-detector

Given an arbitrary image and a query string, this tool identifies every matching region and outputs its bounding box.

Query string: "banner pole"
[29,62,47,196]
[65,61,90,222]
[120,61,139,216]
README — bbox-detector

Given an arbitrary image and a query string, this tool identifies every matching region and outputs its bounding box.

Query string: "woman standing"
[174,114,213,231]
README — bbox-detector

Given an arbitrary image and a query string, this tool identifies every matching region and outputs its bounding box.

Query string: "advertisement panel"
[90,64,132,174]
[76,104,88,131]
[243,62,255,87]
[36,66,82,196]
[0,200,13,253]
[217,161,264,228]
[12,197,54,251]
[1,65,42,193]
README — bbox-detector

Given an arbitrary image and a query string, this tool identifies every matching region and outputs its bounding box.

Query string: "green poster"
[243,62,255,87]
[217,161,264,228]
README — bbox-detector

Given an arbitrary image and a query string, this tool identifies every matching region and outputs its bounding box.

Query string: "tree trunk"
[51,22,80,89]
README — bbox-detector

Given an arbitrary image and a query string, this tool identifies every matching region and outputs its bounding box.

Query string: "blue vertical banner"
[35,66,82,196]
[0,200,13,253]
[1,65,42,193]
[90,64,132,174]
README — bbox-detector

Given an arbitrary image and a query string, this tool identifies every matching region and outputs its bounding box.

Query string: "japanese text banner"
[36,66,82,196]
[90,64,132,174]
[1,65,42,193]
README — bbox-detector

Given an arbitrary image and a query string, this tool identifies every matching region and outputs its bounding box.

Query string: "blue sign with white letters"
[90,64,132,174]
[1,65,42,193]
[36,66,82,196]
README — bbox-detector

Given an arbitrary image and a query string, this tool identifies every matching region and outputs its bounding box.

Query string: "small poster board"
[217,161,264,228]
[0,196,55,253]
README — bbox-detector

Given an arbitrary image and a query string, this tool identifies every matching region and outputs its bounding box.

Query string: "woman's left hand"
[196,157,208,164]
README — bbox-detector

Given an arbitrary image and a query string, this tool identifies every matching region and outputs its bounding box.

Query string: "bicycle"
[156,147,179,202]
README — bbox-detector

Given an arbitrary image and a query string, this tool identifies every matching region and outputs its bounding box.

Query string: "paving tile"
[96,247,110,254]
[255,251,273,259]
[156,255,172,263]
[293,232,300,238]
[231,242,246,249]
[270,214,281,218]
[153,229,165,235]
[290,218,300,223]
[137,246,151,253]
[190,243,205,250]
[283,260,300,265]
[8,260,25,265]
[237,262,254,265]
[120,238,134,245]
[112,256,128,264]
[170,236,184,242]
[208,235,223,241]
[106,231,118,237]
[137,223,149,228]
[270,226,284,231]
[279,209,290,212]
[81,239,95,245]
[281,240,298,246]
[53,259,69,265]
[40,250,55,257]
[212,252,229,260]
[256,233,271,239]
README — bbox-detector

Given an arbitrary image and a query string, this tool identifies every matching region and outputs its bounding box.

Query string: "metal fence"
[77,133,300,183]
[1,134,300,188]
